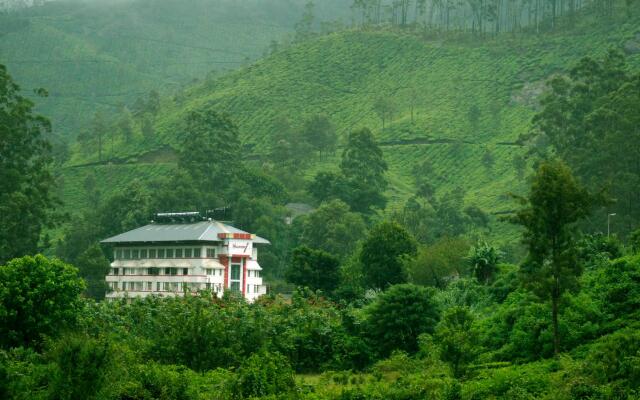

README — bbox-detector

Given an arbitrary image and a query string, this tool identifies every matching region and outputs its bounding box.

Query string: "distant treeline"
[349,0,628,35]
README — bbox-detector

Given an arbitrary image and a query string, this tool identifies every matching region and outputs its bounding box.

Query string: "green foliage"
[286,246,341,294]
[629,227,640,254]
[405,237,469,288]
[468,241,502,284]
[298,200,367,260]
[231,351,297,399]
[365,284,439,357]
[47,335,114,400]
[0,255,85,349]
[581,327,640,390]
[510,159,596,354]
[583,255,640,324]
[339,128,388,214]
[178,109,241,206]
[75,244,110,300]
[575,233,622,270]
[361,221,417,290]
[0,65,56,264]
[302,114,337,156]
[533,50,640,236]
[433,306,479,377]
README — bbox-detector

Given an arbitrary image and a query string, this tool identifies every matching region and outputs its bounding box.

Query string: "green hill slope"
[0,0,351,135]
[58,6,640,243]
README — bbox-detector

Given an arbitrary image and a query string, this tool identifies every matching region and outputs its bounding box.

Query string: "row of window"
[109,281,224,293]
[109,281,263,294]
[112,267,191,276]
[111,267,260,278]
[114,247,218,260]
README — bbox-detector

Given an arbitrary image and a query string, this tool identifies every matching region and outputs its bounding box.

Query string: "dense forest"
[2,0,640,399]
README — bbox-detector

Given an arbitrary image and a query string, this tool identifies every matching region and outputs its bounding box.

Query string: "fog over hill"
[0,0,351,136]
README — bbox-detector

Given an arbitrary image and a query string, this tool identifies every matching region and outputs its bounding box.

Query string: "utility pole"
[607,213,616,238]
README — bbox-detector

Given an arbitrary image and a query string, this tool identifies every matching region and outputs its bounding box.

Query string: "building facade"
[101,217,269,302]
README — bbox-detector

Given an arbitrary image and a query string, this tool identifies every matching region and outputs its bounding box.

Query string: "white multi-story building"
[101,214,269,302]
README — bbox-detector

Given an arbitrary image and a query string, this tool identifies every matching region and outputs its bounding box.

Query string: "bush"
[364,284,439,358]
[230,351,297,399]
[0,255,85,349]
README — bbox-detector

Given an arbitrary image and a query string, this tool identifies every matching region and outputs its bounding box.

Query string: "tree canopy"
[0,65,56,264]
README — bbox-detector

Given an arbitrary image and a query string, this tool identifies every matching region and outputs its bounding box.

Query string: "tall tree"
[299,199,367,260]
[532,51,639,234]
[90,111,107,162]
[301,114,337,157]
[361,221,417,290]
[373,96,396,131]
[509,159,596,355]
[295,1,315,42]
[0,65,57,264]
[285,246,341,294]
[340,128,388,213]
[179,108,241,205]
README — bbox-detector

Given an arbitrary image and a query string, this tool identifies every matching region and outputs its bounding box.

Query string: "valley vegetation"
[1,0,640,399]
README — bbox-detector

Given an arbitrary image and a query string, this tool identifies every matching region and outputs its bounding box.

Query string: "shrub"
[230,351,297,399]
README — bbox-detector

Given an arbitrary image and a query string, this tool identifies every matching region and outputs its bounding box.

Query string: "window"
[182,268,188,276]
[158,249,165,259]
[112,268,119,276]
[156,282,161,291]
[121,282,126,290]
[148,267,159,276]
[247,284,250,293]
[184,248,192,258]
[175,248,183,258]
[193,248,201,258]
[149,248,157,259]
[132,249,139,259]
[140,249,148,259]
[230,265,240,280]
[166,248,174,258]
[124,249,131,259]
[230,264,241,292]
[206,248,216,258]
[129,282,135,290]
[254,285,260,293]
[163,282,170,291]
[116,249,123,259]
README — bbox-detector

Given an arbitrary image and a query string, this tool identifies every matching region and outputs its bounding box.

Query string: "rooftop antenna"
[205,206,232,222]
[154,211,203,224]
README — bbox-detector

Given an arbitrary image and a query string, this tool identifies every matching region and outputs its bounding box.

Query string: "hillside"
[57,6,640,243]
[0,0,351,135]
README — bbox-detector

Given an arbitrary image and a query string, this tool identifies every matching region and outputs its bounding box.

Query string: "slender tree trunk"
[552,282,560,355]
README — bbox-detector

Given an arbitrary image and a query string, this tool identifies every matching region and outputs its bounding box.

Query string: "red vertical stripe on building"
[220,255,229,289]
[242,258,247,297]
